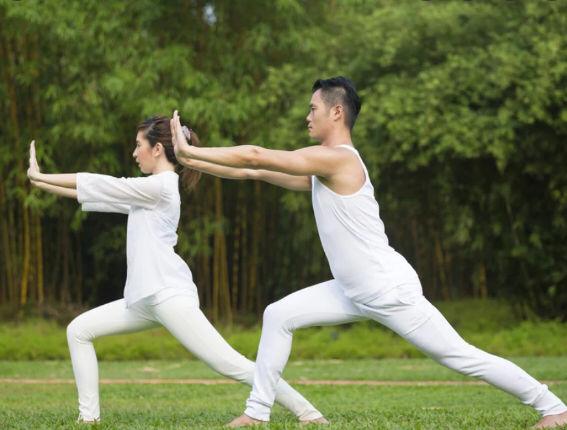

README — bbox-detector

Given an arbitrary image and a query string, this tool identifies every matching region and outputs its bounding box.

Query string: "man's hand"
[170,109,192,158]
[27,140,41,182]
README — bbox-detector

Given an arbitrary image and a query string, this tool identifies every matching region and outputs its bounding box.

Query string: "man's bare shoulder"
[297,144,355,159]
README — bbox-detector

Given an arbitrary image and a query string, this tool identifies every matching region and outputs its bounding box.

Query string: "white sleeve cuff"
[76,172,89,204]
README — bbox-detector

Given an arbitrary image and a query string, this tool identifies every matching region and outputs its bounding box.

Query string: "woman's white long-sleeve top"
[76,171,197,306]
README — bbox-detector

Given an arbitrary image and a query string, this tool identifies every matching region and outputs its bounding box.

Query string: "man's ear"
[331,105,343,122]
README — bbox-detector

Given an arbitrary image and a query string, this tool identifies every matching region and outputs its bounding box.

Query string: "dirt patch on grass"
[1,378,565,386]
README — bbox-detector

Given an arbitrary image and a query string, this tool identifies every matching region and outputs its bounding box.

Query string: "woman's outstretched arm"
[27,141,77,189]
[31,180,78,199]
[27,141,130,213]
[32,173,77,188]
[27,141,77,199]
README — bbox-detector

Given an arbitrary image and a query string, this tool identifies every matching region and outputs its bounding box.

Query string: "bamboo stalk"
[2,34,28,306]
[75,232,83,304]
[434,234,450,301]
[19,205,31,306]
[35,213,44,304]
[212,178,222,322]
[248,182,261,313]
[478,261,488,299]
[0,184,15,303]
[231,186,241,313]
[60,217,71,304]
[240,189,248,313]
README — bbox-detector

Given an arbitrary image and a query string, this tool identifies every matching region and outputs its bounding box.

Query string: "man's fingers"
[171,110,180,133]
[170,118,176,142]
[174,111,181,133]
[171,111,177,130]
[175,114,182,132]
[174,115,184,142]
[175,111,182,131]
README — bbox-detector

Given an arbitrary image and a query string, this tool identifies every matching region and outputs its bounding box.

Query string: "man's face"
[306,89,333,141]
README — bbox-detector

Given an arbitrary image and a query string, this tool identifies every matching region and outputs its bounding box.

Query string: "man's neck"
[320,128,353,148]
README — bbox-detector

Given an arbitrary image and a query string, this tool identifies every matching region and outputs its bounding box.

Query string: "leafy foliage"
[0,0,565,319]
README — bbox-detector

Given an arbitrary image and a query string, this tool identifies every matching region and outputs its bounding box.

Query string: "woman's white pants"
[244,280,567,421]
[66,296,322,421]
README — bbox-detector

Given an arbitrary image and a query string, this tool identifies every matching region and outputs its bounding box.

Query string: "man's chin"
[307,130,320,141]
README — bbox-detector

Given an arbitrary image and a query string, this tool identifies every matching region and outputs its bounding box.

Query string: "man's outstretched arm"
[185,159,311,191]
[171,110,345,179]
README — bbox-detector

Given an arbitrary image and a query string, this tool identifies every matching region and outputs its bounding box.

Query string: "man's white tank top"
[311,145,419,302]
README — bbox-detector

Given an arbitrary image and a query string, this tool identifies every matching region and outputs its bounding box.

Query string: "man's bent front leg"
[244,280,363,421]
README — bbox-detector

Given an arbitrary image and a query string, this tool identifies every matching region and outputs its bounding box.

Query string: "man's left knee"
[262,301,293,331]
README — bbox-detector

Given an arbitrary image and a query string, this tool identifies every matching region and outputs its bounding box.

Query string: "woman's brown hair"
[137,116,201,191]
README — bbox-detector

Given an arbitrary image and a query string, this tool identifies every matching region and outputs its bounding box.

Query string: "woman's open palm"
[27,140,40,181]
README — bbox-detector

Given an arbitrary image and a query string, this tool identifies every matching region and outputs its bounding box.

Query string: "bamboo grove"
[1,0,566,322]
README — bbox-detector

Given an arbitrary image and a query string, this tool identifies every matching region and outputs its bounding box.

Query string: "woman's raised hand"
[170,110,192,158]
[27,140,41,182]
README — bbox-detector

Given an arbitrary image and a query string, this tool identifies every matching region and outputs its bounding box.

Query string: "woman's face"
[133,131,156,174]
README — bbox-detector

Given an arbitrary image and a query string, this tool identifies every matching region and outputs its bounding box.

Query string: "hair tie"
[181,126,191,141]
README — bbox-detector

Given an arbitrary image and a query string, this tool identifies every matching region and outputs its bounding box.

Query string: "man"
[170,77,567,429]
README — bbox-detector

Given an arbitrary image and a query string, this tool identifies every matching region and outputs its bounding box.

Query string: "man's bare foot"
[300,416,330,426]
[534,411,567,429]
[226,414,266,428]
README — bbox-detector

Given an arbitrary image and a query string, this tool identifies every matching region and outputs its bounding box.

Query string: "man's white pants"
[66,295,322,422]
[245,280,567,421]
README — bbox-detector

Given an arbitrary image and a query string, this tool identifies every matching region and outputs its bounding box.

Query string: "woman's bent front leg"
[66,299,157,421]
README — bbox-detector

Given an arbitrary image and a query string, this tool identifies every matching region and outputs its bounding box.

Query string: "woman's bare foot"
[534,411,567,429]
[300,416,330,426]
[226,414,266,428]
[76,416,100,425]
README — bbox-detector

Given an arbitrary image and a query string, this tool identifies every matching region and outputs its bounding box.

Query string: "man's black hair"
[312,76,362,130]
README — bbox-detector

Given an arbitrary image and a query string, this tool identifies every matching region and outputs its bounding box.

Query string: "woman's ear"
[153,142,164,157]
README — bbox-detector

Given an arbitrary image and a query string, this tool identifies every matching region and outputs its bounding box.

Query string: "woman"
[27,116,325,425]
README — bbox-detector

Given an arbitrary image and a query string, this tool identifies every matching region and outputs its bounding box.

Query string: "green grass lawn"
[2,316,566,361]
[2,300,566,428]
[2,357,567,381]
[1,359,566,429]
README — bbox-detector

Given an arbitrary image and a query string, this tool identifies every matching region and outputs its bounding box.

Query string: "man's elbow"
[242,146,264,169]
[243,169,260,180]
[179,156,195,169]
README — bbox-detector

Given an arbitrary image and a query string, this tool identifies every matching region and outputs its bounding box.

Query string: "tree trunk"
[75,232,83,304]
[478,261,488,299]
[34,213,44,304]
[2,34,29,307]
[434,233,450,301]
[248,182,261,313]
[231,186,242,313]
[60,217,71,304]
[212,178,232,323]
[0,184,15,304]
[240,191,248,313]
